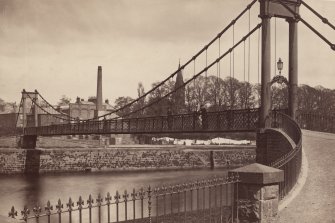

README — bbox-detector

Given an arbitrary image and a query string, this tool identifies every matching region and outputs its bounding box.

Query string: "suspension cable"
[258,26,260,85]
[248,8,251,84]
[232,23,235,78]
[218,36,221,108]
[301,0,335,30]
[229,52,232,77]
[113,24,262,119]
[278,0,335,50]
[36,91,77,120]
[205,48,208,102]
[193,58,196,91]
[274,17,277,76]
[244,40,246,108]
[244,40,246,82]
[81,0,258,121]
[218,36,221,79]
[25,93,72,122]
[247,9,251,109]
[205,48,208,79]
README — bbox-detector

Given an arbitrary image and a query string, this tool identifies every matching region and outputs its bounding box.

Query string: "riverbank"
[0,145,255,174]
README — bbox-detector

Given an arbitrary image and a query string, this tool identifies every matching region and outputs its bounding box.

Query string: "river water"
[0,168,230,221]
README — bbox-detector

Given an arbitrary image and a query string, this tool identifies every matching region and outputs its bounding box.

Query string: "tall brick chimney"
[96,66,103,111]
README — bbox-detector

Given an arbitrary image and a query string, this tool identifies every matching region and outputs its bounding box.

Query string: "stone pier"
[229,163,284,223]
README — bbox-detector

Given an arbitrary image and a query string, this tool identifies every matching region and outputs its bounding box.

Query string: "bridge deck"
[24,109,259,136]
[278,130,335,222]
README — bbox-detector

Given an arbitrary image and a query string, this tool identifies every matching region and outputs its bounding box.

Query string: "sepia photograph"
[0,0,334,222]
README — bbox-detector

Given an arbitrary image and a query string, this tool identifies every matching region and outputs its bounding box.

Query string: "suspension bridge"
[4,0,331,148]
[2,0,335,222]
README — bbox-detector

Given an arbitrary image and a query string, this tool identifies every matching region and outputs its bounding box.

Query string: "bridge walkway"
[279,130,335,223]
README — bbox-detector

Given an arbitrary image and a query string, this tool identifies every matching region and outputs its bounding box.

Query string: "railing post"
[96,194,103,223]
[44,201,52,223]
[139,188,145,219]
[105,193,112,223]
[77,196,84,223]
[131,189,137,221]
[56,199,63,223]
[123,190,129,221]
[183,184,187,222]
[115,191,120,222]
[32,205,41,223]
[66,198,74,223]
[148,186,152,223]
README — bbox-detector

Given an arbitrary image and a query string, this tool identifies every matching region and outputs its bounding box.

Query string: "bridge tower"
[21,90,39,148]
[259,0,300,128]
[257,0,300,164]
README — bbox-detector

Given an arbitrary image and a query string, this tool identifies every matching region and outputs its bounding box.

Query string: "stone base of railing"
[111,208,232,223]
[3,207,233,223]
[229,163,284,223]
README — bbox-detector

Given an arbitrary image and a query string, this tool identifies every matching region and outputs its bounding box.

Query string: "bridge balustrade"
[23,108,259,136]
[270,112,302,199]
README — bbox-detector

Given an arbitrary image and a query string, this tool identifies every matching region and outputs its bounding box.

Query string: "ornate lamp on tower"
[271,58,288,85]
[277,57,283,75]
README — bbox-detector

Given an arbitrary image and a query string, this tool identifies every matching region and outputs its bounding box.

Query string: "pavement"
[278,130,335,223]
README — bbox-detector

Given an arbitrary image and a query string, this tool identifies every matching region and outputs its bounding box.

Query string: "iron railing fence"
[9,174,239,223]
[23,109,259,136]
[297,112,335,133]
[270,112,302,199]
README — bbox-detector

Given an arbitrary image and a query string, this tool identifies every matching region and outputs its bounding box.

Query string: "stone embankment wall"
[0,146,255,174]
[0,149,26,173]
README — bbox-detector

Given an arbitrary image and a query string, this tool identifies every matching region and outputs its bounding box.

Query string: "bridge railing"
[23,108,259,136]
[270,112,302,199]
[8,174,239,223]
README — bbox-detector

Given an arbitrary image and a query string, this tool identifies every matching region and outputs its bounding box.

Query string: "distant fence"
[8,174,239,223]
[270,112,302,199]
[298,112,335,133]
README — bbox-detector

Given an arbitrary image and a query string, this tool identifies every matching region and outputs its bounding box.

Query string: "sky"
[0,0,334,105]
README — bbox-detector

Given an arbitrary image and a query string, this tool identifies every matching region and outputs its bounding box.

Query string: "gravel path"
[278,130,335,223]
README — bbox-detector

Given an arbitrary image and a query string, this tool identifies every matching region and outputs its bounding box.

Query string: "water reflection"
[0,168,229,221]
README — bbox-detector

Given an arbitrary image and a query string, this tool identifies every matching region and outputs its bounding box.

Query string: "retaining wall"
[0,146,255,174]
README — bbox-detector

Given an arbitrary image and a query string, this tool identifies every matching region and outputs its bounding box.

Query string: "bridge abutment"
[20,135,37,149]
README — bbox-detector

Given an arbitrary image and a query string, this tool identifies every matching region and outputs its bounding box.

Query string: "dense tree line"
[3,76,332,117]
[113,75,335,118]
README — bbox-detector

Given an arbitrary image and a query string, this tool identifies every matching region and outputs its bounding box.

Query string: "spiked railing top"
[9,174,239,221]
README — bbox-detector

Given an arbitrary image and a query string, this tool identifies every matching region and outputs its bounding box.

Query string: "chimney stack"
[96,66,103,111]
